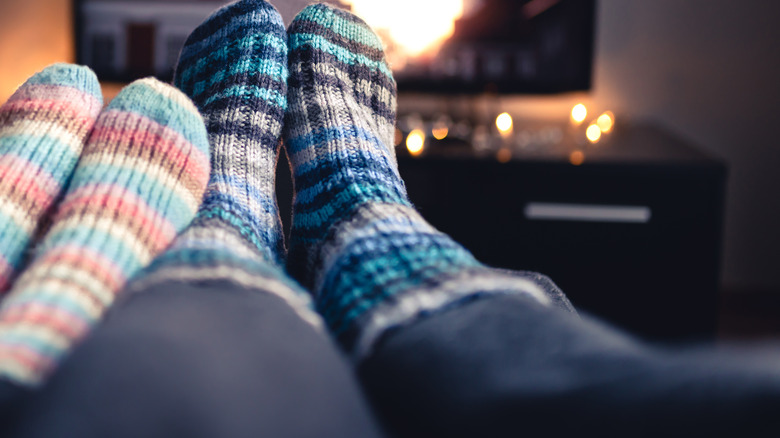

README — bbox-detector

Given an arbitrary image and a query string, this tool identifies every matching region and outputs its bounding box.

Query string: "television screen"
[73,0,346,82]
[75,0,229,81]
[75,0,595,94]
[386,0,597,94]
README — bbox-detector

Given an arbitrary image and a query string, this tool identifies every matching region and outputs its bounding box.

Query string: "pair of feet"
[165,0,510,356]
[0,0,548,388]
[0,68,210,385]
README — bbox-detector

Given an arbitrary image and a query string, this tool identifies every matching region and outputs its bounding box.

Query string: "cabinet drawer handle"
[524,203,652,223]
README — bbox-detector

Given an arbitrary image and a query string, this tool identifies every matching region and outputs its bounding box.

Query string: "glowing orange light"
[597,111,614,133]
[571,104,587,124]
[406,129,425,156]
[432,127,449,140]
[496,112,513,137]
[569,150,585,166]
[496,148,512,163]
[344,1,465,56]
[395,128,404,146]
[586,124,602,143]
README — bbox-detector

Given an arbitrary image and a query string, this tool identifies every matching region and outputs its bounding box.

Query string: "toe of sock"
[108,77,209,158]
[287,3,393,104]
[20,63,102,101]
[4,64,103,119]
[289,3,385,54]
[174,0,286,98]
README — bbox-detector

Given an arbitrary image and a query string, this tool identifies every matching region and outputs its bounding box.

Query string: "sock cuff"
[348,268,553,362]
[127,223,322,331]
[174,0,287,101]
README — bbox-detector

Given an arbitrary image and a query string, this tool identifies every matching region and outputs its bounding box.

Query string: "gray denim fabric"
[7,280,384,438]
[6,271,780,438]
[359,291,780,437]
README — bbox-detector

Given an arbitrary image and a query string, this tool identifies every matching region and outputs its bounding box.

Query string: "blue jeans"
[4,273,780,437]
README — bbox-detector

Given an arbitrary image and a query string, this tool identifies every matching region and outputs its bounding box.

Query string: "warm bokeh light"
[496,112,513,136]
[569,150,585,166]
[406,129,425,156]
[571,103,588,124]
[395,128,404,146]
[432,126,449,140]
[597,111,615,133]
[0,0,74,104]
[496,147,512,163]
[343,1,465,56]
[586,124,602,143]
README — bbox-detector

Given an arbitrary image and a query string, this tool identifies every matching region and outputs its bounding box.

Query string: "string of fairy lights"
[399,104,616,165]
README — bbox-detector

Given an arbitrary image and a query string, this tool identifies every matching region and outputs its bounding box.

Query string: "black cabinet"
[397,124,726,341]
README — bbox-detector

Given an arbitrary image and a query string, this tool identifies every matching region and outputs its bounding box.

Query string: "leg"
[12,2,383,436]
[12,279,381,438]
[284,4,780,436]
[0,75,208,402]
[360,294,780,437]
[0,64,102,292]
[0,63,103,425]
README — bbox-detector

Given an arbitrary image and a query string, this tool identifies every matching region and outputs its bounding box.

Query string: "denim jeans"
[4,272,780,437]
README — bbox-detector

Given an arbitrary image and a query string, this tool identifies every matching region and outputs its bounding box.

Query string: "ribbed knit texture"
[126,0,319,328]
[284,4,551,359]
[0,78,210,386]
[0,64,102,293]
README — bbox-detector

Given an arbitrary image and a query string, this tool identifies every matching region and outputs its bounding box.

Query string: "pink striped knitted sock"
[0,64,103,292]
[0,77,210,387]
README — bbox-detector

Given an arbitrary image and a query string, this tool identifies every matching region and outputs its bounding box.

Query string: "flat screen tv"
[74,0,229,82]
[391,0,596,94]
[74,0,595,94]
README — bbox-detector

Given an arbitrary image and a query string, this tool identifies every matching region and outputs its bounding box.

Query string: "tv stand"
[396,123,727,341]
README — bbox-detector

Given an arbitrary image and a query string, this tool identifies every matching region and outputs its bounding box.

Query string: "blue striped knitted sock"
[128,0,319,326]
[285,4,551,359]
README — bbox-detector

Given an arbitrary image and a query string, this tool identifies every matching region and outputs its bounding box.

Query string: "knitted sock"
[0,64,102,292]
[285,4,550,359]
[0,78,210,386]
[126,0,319,327]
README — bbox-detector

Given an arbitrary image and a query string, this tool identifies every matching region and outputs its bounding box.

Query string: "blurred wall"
[404,0,780,292]
[0,0,344,102]
[592,0,780,292]
[1,0,780,292]
[0,0,74,103]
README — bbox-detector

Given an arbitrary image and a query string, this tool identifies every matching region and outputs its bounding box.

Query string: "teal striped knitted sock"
[0,78,210,386]
[284,4,550,359]
[127,0,319,327]
[0,64,102,293]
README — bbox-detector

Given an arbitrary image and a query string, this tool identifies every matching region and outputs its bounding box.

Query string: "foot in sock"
[284,4,550,358]
[127,0,319,327]
[0,64,102,292]
[172,0,288,267]
[0,76,210,386]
